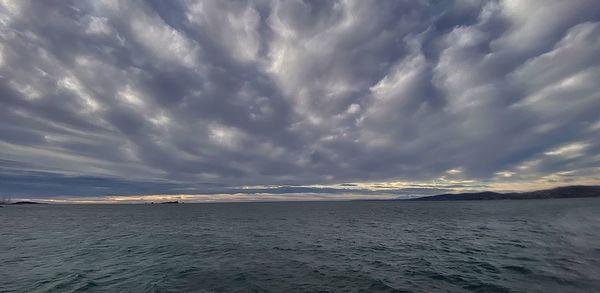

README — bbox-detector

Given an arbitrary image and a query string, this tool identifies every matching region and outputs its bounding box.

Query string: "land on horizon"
[407,185,600,201]
[2,185,599,205]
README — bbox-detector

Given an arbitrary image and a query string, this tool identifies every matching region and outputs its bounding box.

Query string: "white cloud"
[544,143,588,158]
[186,1,261,62]
[131,12,200,67]
[85,16,112,35]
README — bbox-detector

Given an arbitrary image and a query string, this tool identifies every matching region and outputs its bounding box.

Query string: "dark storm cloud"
[0,0,599,198]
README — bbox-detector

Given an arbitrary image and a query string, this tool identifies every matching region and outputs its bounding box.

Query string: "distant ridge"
[11,201,46,205]
[410,185,600,201]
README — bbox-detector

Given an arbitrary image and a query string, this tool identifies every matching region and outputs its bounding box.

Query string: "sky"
[1,0,600,203]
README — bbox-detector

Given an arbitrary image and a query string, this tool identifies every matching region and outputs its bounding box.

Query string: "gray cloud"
[0,0,599,199]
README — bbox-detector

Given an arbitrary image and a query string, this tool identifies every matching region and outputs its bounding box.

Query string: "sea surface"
[1,198,600,292]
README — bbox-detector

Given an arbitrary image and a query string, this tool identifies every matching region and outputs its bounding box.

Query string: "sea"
[1,197,600,292]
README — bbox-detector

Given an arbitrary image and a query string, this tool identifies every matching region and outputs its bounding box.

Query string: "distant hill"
[11,201,46,205]
[410,185,600,201]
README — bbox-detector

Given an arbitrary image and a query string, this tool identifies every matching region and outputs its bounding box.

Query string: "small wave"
[36,272,93,292]
[272,246,295,251]
[502,265,533,275]
[463,282,512,293]
[366,279,412,293]
[72,281,98,292]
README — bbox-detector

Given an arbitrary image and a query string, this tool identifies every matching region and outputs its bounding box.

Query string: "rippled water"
[1,198,600,292]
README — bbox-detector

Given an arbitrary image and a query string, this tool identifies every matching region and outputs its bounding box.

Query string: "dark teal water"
[1,198,600,292]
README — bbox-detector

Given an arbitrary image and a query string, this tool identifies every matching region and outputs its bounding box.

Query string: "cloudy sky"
[1,0,599,202]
